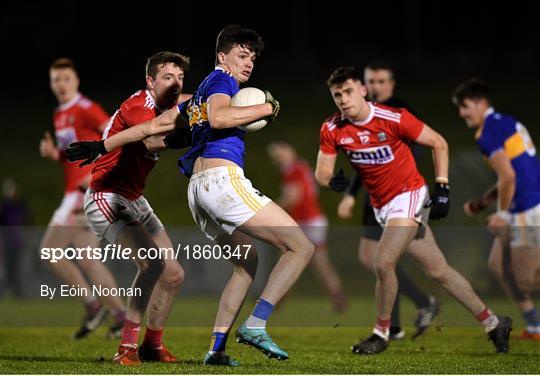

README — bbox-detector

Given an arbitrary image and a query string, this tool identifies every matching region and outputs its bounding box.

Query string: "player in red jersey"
[315,66,512,354]
[267,140,347,312]
[78,52,190,365]
[39,58,126,339]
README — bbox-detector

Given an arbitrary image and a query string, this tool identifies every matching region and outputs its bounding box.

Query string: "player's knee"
[161,261,184,290]
[374,258,395,279]
[304,240,315,260]
[515,274,533,292]
[359,251,374,271]
[426,264,448,283]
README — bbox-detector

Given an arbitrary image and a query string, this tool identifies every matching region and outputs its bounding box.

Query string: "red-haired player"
[39,58,126,339]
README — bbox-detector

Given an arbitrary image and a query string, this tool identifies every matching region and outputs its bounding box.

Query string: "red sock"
[120,319,140,347]
[373,317,391,340]
[476,307,499,330]
[142,327,163,349]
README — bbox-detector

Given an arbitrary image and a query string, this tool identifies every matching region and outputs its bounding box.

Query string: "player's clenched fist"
[427,182,450,220]
[265,90,280,123]
[66,140,108,167]
[39,131,60,161]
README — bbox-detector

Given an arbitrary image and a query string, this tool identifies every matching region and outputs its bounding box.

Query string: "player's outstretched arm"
[103,108,180,151]
[66,107,180,166]
[207,93,276,129]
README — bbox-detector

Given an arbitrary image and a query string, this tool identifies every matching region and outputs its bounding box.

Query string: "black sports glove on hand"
[264,90,280,123]
[329,169,351,192]
[163,127,192,149]
[426,182,450,219]
[66,140,107,167]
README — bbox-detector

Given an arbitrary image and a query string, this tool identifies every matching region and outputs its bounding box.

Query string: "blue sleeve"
[477,126,503,158]
[207,74,235,97]
[178,101,188,122]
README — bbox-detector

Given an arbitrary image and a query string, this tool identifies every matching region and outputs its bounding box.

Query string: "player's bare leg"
[407,225,486,313]
[405,225,513,351]
[40,226,93,301]
[310,246,347,312]
[487,238,540,339]
[205,232,257,366]
[240,202,314,304]
[138,229,184,362]
[373,219,418,323]
[352,219,416,355]
[145,230,184,330]
[359,234,440,340]
[235,202,314,360]
[354,219,511,354]
[73,227,126,332]
[40,225,108,339]
[113,223,165,366]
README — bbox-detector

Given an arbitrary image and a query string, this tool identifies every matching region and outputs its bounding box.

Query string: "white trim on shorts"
[188,166,272,240]
[84,188,164,243]
[373,185,429,226]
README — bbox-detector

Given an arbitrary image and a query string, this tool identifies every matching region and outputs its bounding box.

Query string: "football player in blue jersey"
[453,79,540,340]
[67,25,314,364]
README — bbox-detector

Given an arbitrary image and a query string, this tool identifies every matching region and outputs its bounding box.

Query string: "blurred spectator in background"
[0,178,31,297]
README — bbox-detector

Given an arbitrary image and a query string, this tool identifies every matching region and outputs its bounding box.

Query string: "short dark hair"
[50,58,77,72]
[215,24,264,64]
[365,60,395,80]
[452,78,491,106]
[146,51,190,79]
[327,66,363,87]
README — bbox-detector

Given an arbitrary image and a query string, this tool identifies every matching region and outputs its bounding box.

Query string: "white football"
[231,87,268,132]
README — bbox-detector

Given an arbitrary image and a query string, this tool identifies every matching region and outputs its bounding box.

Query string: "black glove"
[426,182,450,219]
[163,127,192,149]
[329,168,350,192]
[66,140,107,167]
[264,90,280,123]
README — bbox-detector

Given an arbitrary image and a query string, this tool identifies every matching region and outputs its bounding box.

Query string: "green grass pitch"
[1,297,539,374]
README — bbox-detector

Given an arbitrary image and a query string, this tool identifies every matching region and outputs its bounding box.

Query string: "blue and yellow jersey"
[178,67,244,176]
[476,108,540,213]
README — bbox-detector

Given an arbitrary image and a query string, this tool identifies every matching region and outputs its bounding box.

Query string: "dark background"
[2,1,540,225]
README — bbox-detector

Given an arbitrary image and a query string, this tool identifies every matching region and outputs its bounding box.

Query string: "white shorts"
[511,202,540,248]
[50,190,90,227]
[374,185,429,226]
[84,189,164,243]
[188,166,272,240]
[297,216,328,247]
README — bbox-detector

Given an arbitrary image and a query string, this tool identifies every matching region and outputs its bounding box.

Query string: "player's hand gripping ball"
[232,87,279,132]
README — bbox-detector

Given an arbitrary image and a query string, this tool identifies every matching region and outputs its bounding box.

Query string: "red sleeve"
[319,120,338,155]
[393,108,424,141]
[85,102,110,131]
[121,102,155,127]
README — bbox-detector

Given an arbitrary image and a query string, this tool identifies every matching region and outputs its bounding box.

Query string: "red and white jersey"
[281,160,323,221]
[53,93,109,192]
[91,90,162,200]
[319,103,426,208]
